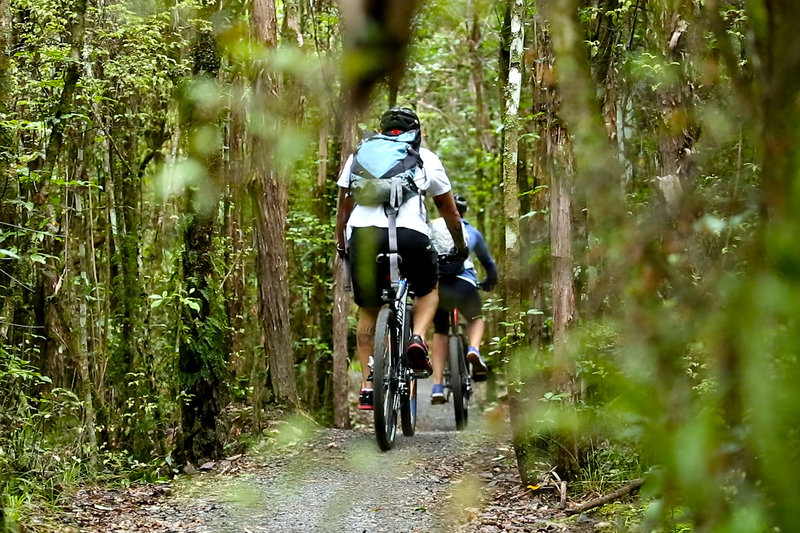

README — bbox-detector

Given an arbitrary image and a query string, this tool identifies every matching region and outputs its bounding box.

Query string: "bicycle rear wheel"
[373,307,398,451]
[449,334,469,430]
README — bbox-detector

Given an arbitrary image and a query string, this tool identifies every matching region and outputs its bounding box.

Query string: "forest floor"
[37,380,630,533]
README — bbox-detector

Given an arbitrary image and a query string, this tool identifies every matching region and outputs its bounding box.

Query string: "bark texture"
[250,0,299,407]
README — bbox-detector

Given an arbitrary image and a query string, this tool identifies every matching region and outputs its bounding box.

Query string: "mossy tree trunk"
[175,22,230,465]
[501,0,530,485]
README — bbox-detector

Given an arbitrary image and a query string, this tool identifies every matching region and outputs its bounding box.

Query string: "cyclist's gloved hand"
[336,245,349,260]
[479,276,497,291]
[453,243,469,261]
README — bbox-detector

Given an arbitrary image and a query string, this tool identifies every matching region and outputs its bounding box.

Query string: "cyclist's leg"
[412,290,438,339]
[466,317,486,354]
[397,229,438,372]
[431,333,448,381]
[431,278,455,386]
[349,226,389,404]
[357,306,380,389]
[455,279,489,378]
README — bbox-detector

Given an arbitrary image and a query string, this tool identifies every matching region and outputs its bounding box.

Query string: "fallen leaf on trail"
[226,454,243,461]
[326,442,339,448]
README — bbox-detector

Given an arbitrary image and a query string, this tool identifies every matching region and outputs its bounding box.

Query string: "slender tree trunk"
[654,7,698,218]
[502,0,523,338]
[467,0,495,154]
[304,119,331,414]
[107,119,145,450]
[74,191,97,453]
[175,25,229,465]
[332,112,357,429]
[550,144,579,477]
[526,12,554,346]
[250,0,299,407]
[35,0,88,390]
[502,0,528,484]
[225,79,247,379]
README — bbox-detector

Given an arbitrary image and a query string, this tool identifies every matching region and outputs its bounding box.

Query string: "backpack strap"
[387,181,402,286]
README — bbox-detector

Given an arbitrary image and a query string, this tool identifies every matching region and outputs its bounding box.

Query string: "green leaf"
[30,254,46,264]
[0,249,20,259]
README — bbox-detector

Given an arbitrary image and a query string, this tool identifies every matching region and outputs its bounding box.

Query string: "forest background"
[3,0,800,531]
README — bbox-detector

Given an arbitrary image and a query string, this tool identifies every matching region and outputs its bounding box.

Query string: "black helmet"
[454,194,468,215]
[380,107,420,133]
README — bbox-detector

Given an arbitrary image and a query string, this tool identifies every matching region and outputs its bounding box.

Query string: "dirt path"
[60,381,599,532]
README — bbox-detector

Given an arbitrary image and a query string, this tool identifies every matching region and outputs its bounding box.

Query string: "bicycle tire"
[449,334,469,430]
[400,304,417,436]
[373,307,398,451]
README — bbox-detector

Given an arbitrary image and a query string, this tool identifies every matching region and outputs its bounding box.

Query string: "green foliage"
[0,344,172,527]
[4,0,797,530]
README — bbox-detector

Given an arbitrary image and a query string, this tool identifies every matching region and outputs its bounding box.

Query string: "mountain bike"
[372,252,419,451]
[443,305,471,430]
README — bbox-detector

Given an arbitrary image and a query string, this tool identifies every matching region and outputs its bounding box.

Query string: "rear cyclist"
[429,194,498,403]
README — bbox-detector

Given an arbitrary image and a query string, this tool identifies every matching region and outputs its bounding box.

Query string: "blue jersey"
[457,221,498,287]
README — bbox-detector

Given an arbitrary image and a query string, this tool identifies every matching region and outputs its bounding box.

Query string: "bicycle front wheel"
[449,334,469,430]
[400,302,417,436]
[373,307,398,451]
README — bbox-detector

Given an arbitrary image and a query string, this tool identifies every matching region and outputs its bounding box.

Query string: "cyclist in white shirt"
[335,107,468,410]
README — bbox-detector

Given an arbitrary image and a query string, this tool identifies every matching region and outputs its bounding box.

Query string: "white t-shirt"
[430,217,475,270]
[337,146,452,238]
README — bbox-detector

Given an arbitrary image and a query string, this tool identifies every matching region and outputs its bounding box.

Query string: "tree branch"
[565,478,645,515]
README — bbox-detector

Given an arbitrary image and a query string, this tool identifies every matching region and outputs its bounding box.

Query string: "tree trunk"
[107,119,145,450]
[536,0,625,483]
[467,0,495,154]
[175,25,229,465]
[502,0,523,338]
[550,144,579,477]
[224,79,248,379]
[332,112,358,429]
[502,0,528,484]
[250,0,299,408]
[74,191,97,453]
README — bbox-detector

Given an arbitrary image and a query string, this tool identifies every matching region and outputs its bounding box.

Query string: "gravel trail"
[167,380,502,532]
[61,380,591,533]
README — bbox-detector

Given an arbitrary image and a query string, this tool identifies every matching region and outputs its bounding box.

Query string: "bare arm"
[433,191,467,252]
[336,187,355,250]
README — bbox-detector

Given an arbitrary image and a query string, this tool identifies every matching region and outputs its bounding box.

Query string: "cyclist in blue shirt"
[429,194,498,403]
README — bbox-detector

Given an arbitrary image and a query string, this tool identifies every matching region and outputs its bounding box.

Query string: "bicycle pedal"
[412,370,430,379]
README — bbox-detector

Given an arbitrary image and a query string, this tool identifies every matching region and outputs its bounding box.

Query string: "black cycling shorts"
[348,226,438,308]
[433,276,483,334]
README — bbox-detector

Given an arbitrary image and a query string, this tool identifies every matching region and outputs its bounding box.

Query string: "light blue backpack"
[349,130,423,208]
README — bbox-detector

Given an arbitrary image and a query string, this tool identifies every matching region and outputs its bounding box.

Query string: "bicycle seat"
[376,252,403,264]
